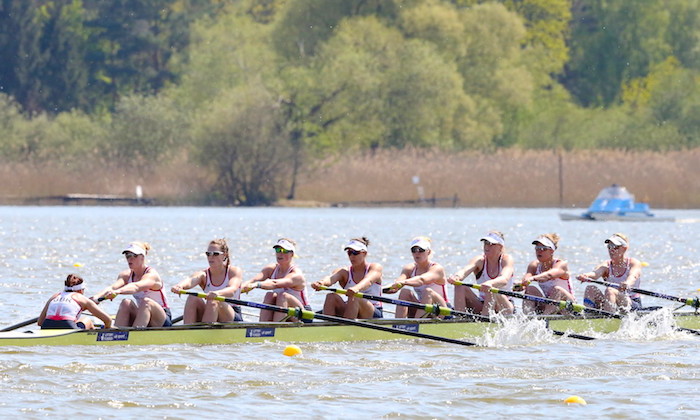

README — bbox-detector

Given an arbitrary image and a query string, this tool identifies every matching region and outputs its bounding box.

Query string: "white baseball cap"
[273,239,296,252]
[480,232,505,246]
[344,239,368,252]
[410,237,431,251]
[532,236,556,250]
[605,234,628,247]
[122,243,146,256]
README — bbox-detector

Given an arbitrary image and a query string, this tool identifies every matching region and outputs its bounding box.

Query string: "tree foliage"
[1,0,700,204]
[191,84,291,206]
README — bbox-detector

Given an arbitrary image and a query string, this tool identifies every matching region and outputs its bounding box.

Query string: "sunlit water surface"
[0,206,699,418]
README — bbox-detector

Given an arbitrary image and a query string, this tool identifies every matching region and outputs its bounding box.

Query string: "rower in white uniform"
[311,237,384,319]
[171,238,243,323]
[384,236,449,318]
[241,238,311,322]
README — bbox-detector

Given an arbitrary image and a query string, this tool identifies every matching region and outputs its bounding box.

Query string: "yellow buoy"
[73,263,84,268]
[564,395,587,405]
[641,261,649,267]
[283,345,302,357]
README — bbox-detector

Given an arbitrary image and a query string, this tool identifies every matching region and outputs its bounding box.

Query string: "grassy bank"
[1,149,698,208]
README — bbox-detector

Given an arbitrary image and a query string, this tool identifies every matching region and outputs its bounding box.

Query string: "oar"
[177,291,479,347]
[453,281,605,316]
[0,317,39,332]
[320,286,595,341]
[579,277,700,309]
[455,281,700,336]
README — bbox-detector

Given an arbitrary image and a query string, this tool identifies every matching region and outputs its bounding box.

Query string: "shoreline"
[1,148,698,209]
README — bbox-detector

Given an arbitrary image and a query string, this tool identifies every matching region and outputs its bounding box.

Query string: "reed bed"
[297,148,700,208]
[0,154,210,204]
[1,149,697,208]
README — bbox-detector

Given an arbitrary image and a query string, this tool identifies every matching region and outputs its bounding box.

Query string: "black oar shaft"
[581,278,700,308]
[178,291,478,347]
[1,317,39,332]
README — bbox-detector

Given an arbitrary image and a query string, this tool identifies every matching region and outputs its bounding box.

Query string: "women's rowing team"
[38,231,643,330]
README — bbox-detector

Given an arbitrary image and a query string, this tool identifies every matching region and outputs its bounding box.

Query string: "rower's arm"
[348,263,383,294]
[576,263,607,282]
[401,264,446,288]
[171,271,205,293]
[113,272,159,296]
[386,266,412,292]
[80,296,113,329]
[448,255,481,284]
[241,266,273,292]
[311,268,344,291]
[533,260,570,282]
[94,277,126,299]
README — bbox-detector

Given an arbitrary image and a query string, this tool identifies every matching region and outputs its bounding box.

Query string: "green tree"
[102,94,187,171]
[503,0,571,83]
[0,0,47,114]
[191,84,292,206]
[270,0,404,62]
[564,0,672,107]
[36,0,91,113]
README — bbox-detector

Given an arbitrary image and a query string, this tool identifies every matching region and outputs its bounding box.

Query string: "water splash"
[477,312,561,347]
[609,308,694,341]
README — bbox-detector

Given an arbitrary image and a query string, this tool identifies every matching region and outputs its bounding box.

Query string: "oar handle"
[318,286,477,319]
[176,290,478,347]
[178,291,314,320]
[579,277,700,308]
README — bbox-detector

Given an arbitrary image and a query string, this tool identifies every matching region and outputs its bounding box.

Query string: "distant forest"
[1,0,699,204]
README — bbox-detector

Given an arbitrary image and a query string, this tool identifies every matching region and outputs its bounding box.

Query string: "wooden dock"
[23,194,153,205]
[332,194,459,208]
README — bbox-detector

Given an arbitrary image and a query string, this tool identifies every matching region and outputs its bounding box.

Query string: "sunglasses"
[607,243,622,250]
[275,248,292,254]
[124,252,139,259]
[411,247,426,253]
[205,251,224,257]
[346,250,362,256]
[534,246,552,251]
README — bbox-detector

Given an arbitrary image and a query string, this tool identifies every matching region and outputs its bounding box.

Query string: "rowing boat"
[0,311,698,346]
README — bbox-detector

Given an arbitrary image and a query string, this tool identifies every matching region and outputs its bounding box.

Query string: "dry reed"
[296,148,700,208]
[1,149,698,208]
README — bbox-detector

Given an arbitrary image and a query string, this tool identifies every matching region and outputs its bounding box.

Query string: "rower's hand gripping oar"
[452,280,604,316]
[176,291,479,347]
[322,285,483,319]
[579,277,700,310]
[320,286,596,341]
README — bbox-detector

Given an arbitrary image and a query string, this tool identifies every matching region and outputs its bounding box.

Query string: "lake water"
[0,206,699,418]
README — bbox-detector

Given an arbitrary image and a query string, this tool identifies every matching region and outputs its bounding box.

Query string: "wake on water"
[474,308,695,347]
